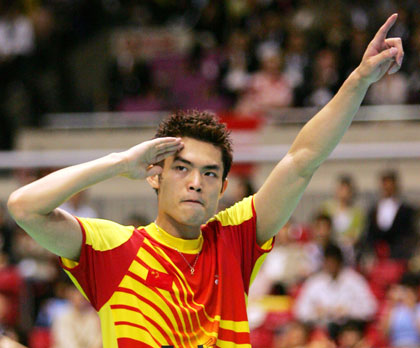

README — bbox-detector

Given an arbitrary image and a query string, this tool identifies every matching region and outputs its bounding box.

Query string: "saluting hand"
[120,137,184,180]
[357,13,404,85]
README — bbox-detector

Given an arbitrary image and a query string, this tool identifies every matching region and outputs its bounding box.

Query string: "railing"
[42,105,420,130]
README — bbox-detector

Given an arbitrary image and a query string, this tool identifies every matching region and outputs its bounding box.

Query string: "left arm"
[254,14,404,244]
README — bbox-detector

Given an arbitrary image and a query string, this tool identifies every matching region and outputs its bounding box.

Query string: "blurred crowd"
[1,1,420,347]
[0,168,419,347]
[2,0,420,149]
[247,170,420,348]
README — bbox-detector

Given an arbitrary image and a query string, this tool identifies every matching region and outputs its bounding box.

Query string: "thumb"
[146,165,163,177]
[369,47,398,69]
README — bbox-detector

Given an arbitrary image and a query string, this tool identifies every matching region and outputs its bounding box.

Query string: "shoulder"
[207,195,255,228]
[341,268,367,284]
[76,217,136,251]
[303,272,329,289]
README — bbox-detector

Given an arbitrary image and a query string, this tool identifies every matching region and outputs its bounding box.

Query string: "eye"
[205,172,218,178]
[175,166,187,172]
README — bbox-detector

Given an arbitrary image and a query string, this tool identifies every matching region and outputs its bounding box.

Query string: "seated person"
[294,244,377,338]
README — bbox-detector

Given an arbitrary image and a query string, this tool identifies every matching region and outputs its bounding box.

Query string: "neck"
[339,200,349,208]
[155,214,202,240]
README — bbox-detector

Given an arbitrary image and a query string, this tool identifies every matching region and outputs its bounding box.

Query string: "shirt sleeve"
[294,277,320,322]
[59,217,144,311]
[345,270,378,319]
[209,195,274,294]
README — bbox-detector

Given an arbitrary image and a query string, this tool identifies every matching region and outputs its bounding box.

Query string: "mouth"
[182,199,204,206]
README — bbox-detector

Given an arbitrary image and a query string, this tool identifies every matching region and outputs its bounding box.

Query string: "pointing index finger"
[373,13,398,44]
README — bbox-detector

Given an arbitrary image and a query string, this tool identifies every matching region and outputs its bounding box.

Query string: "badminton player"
[8,14,403,348]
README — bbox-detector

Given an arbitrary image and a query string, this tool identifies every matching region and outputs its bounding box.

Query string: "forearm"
[8,152,125,218]
[288,68,370,176]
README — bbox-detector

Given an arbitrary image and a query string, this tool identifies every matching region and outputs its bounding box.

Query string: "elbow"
[288,150,319,179]
[7,190,30,222]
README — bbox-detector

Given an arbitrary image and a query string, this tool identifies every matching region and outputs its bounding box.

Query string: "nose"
[188,170,202,192]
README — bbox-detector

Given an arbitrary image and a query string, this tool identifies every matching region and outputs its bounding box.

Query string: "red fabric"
[28,328,51,348]
[0,266,23,326]
[60,218,145,311]
[60,197,272,347]
[145,268,174,292]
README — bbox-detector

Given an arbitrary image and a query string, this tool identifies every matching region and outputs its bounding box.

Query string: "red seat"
[365,322,389,348]
[28,328,51,348]
[250,326,275,348]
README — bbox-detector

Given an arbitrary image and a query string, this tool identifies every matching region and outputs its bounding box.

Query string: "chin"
[177,211,207,226]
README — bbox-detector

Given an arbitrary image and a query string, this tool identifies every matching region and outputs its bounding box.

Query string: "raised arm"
[7,138,183,260]
[254,14,404,244]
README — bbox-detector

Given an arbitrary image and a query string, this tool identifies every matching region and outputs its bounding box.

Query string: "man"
[7,14,403,348]
[294,244,377,339]
[365,170,416,259]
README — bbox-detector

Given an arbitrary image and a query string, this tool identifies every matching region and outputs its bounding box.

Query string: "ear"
[146,174,160,191]
[219,178,229,197]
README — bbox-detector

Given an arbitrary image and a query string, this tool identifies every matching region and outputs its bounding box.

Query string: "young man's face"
[152,137,227,227]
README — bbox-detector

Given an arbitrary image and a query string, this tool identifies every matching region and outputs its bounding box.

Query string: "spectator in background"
[249,220,313,300]
[282,30,310,104]
[0,204,15,263]
[305,213,335,272]
[322,176,365,248]
[366,72,409,104]
[305,48,340,107]
[0,250,23,332]
[294,244,377,339]
[51,279,101,348]
[236,45,292,114]
[107,47,157,111]
[406,26,420,103]
[172,42,229,111]
[380,274,420,348]
[336,321,371,348]
[340,28,370,79]
[275,321,309,348]
[35,275,71,328]
[12,226,58,326]
[220,31,253,104]
[0,0,35,149]
[305,213,354,272]
[59,191,97,218]
[364,171,417,259]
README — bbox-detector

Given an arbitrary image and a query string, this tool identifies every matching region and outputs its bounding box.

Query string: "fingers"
[146,164,163,177]
[372,13,398,45]
[152,137,183,149]
[151,137,183,157]
[154,148,180,162]
[369,47,397,73]
[385,37,404,74]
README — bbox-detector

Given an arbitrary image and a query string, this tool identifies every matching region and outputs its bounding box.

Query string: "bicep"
[14,208,83,261]
[254,153,312,245]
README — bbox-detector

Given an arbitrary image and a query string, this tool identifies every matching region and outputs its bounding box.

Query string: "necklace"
[154,223,200,275]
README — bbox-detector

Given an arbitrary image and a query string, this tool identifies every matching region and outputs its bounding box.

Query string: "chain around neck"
[154,222,200,275]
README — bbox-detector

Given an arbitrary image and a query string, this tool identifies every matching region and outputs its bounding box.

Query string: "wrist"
[350,67,373,90]
[106,152,130,177]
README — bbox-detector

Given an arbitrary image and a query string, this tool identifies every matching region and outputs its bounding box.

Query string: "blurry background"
[0,0,419,347]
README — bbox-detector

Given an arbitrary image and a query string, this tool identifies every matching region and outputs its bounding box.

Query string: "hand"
[120,137,184,179]
[332,305,348,319]
[0,335,28,348]
[356,13,404,85]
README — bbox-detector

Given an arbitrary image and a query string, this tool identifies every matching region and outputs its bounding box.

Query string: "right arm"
[7,138,183,261]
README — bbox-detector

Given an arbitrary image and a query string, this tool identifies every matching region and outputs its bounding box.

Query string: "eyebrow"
[173,155,222,171]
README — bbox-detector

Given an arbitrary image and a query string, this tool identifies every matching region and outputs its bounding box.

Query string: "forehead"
[172,137,223,167]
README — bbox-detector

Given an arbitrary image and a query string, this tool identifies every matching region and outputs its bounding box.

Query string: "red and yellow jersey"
[60,196,273,348]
